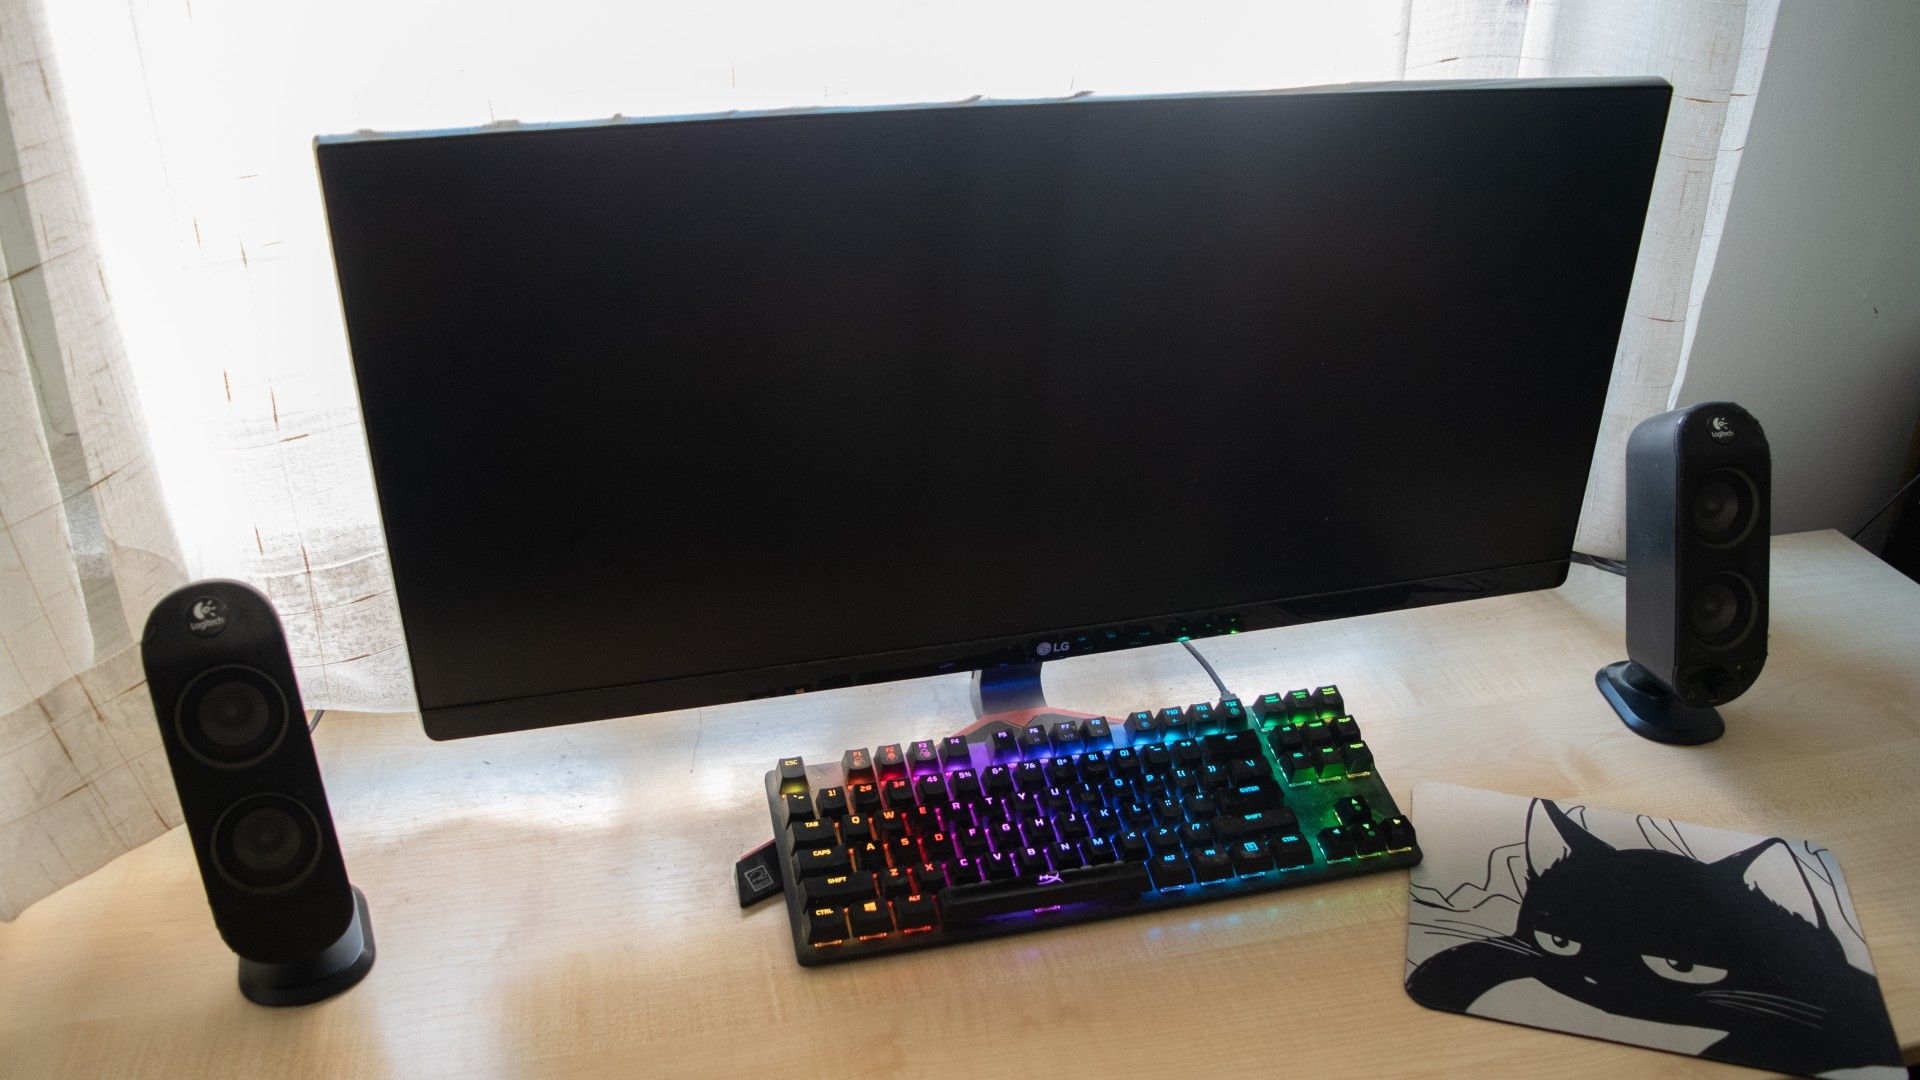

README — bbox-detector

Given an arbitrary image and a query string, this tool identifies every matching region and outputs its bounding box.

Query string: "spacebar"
[942,863,1153,924]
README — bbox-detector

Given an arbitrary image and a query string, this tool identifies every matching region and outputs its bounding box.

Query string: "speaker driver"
[175,665,289,768]
[1690,468,1759,548]
[1687,572,1759,649]
[212,793,323,894]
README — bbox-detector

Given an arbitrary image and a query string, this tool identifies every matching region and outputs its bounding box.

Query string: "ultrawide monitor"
[316,77,1670,739]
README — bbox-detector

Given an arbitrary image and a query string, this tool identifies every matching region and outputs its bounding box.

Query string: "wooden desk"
[3,531,1916,1078]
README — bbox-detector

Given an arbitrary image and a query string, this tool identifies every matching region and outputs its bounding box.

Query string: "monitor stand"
[962,662,1102,744]
[970,662,1048,717]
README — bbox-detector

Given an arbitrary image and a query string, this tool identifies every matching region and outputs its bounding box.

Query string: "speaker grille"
[211,793,324,895]
[174,664,291,769]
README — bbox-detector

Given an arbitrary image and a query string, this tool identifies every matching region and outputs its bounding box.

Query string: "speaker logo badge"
[1709,415,1735,441]
[188,596,230,637]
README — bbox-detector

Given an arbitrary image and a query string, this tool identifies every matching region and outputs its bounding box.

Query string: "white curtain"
[0,0,1777,918]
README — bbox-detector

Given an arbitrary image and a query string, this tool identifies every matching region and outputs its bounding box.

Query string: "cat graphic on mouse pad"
[1404,782,1902,1078]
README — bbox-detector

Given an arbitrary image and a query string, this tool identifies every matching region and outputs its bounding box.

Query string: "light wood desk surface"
[3,530,1917,1078]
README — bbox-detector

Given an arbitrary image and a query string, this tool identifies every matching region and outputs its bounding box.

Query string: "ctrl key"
[807,906,849,947]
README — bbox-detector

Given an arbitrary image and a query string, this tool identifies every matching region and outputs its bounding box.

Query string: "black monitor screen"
[317,79,1669,738]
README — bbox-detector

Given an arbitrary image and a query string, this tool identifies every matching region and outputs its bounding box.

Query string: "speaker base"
[1596,661,1725,745]
[238,885,375,1006]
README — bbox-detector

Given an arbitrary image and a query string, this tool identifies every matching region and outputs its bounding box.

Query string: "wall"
[1676,1,1920,550]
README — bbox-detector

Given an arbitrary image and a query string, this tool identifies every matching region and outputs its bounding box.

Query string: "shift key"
[803,871,876,906]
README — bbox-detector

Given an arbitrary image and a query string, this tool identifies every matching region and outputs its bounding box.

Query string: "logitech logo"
[188,596,228,637]
[1709,415,1734,441]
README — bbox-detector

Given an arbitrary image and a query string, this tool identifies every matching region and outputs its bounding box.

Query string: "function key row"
[820,686,1350,784]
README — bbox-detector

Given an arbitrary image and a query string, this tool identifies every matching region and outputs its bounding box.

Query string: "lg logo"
[1033,640,1071,658]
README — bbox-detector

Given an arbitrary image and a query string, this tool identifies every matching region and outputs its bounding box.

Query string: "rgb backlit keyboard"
[759,687,1420,965]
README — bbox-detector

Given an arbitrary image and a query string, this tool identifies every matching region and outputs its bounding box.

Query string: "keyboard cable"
[1180,639,1234,700]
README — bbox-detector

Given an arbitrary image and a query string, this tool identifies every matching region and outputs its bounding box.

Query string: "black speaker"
[1598,402,1769,744]
[142,580,375,1005]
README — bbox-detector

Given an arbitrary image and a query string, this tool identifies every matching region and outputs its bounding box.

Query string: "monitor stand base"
[1596,661,1724,745]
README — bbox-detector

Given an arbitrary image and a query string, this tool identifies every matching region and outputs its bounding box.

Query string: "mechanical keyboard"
[759,686,1420,965]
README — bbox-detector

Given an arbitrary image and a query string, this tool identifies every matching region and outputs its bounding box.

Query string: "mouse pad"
[1403,782,1902,1078]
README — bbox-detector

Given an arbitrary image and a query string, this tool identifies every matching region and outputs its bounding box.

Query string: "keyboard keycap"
[1221,780,1285,815]
[894,893,939,931]
[1050,720,1082,751]
[841,814,872,843]
[777,757,808,794]
[807,906,848,945]
[782,791,814,822]
[1012,761,1046,793]
[1275,834,1314,868]
[1216,698,1248,729]
[875,744,907,779]
[1335,795,1372,826]
[1020,725,1050,757]
[1354,822,1387,857]
[1214,811,1291,842]
[842,748,874,781]
[815,786,849,818]
[1082,717,1113,744]
[1332,716,1360,744]
[790,819,836,851]
[850,898,892,938]
[1230,838,1275,874]
[1312,685,1344,717]
[908,740,940,774]
[914,775,949,804]
[1381,815,1417,851]
[940,736,971,769]
[990,729,1019,762]
[1342,741,1375,771]
[1017,846,1050,875]
[982,765,1015,796]
[1318,826,1355,861]
[850,783,882,814]
[879,866,914,896]
[942,862,1152,924]
[949,769,983,801]
[1149,851,1194,888]
[1124,712,1160,743]
[881,778,914,810]
[912,862,950,894]
[795,846,852,876]
[804,871,875,905]
[1192,846,1233,882]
